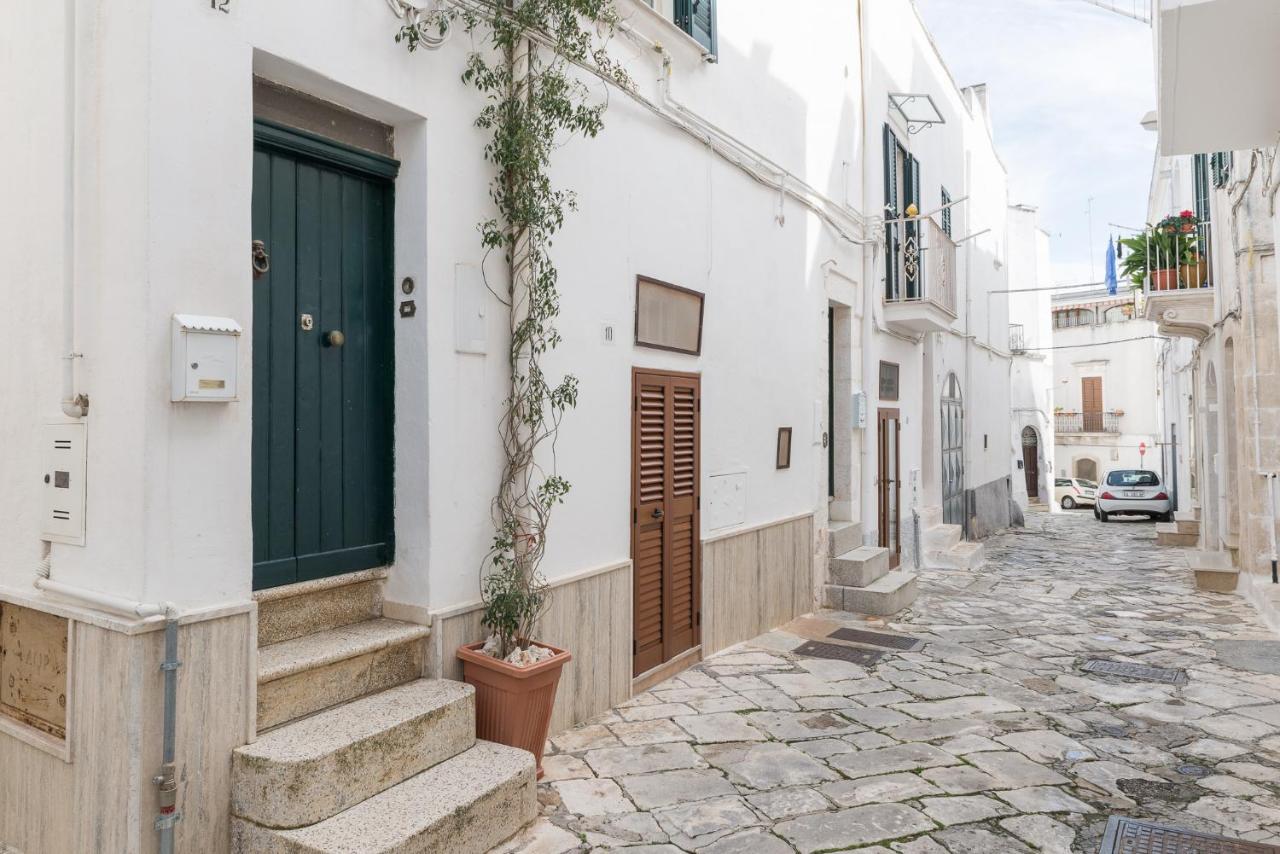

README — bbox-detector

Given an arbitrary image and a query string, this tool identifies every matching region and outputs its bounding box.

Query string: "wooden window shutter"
[668,379,699,651]
[633,379,667,671]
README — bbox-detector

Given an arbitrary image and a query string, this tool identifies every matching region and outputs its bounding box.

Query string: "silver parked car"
[1094,469,1172,522]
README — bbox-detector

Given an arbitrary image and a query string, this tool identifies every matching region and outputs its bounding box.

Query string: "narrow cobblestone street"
[501,510,1280,853]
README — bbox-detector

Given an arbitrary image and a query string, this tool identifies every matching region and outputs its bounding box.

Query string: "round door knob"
[324,330,346,348]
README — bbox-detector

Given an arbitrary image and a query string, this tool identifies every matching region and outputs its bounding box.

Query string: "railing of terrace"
[885,215,957,315]
[1055,412,1122,434]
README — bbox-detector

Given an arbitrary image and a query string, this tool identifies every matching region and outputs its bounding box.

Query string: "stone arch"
[1074,457,1099,482]
[1223,340,1240,539]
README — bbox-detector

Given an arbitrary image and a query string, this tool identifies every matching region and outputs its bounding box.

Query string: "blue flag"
[1105,237,1118,295]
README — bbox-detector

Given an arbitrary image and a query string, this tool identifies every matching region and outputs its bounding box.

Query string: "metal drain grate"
[793,640,886,667]
[1098,816,1280,852]
[827,627,923,651]
[1082,658,1187,685]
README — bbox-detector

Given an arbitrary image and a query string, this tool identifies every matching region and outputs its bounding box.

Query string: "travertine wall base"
[0,595,253,854]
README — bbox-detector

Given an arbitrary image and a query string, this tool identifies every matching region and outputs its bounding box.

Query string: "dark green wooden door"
[251,121,396,591]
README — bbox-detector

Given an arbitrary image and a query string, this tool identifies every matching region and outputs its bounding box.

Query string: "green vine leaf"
[400,0,630,660]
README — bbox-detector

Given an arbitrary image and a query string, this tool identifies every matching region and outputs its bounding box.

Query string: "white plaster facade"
[1051,289,1164,485]
[1144,0,1280,632]
[1006,205,1055,508]
[0,1,1040,850]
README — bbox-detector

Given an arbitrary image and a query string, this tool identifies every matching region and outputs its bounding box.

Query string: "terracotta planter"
[1149,268,1179,291]
[1180,258,1209,288]
[458,640,571,779]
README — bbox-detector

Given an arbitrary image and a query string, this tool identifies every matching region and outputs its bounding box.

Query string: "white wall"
[1007,207,1055,506]
[859,0,1015,546]
[0,0,869,615]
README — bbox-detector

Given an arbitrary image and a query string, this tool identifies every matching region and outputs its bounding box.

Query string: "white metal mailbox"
[171,314,241,402]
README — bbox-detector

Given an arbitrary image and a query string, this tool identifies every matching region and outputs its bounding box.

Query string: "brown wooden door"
[1082,377,1103,432]
[1021,427,1039,499]
[632,370,701,677]
[877,408,901,569]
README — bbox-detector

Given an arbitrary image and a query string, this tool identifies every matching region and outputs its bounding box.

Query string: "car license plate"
[1124,490,1142,498]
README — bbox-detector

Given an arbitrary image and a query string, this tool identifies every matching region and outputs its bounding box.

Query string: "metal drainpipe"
[1268,472,1279,584]
[154,611,182,852]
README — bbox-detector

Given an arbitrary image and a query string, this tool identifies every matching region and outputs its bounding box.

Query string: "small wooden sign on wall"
[0,603,69,740]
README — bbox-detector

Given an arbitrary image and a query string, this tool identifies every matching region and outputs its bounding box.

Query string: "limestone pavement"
[493,510,1280,853]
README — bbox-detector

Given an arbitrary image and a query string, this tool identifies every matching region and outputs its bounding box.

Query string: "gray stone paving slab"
[775,803,936,853]
[521,511,1280,854]
[616,769,737,810]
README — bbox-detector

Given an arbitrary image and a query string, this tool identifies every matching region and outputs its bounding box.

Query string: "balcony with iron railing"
[882,215,958,335]
[1055,411,1122,434]
[1009,323,1026,354]
[1138,217,1216,340]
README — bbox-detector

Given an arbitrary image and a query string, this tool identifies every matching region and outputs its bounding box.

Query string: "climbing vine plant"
[398,0,629,659]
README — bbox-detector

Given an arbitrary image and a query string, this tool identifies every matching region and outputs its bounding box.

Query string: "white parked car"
[1054,477,1097,509]
[1094,469,1172,522]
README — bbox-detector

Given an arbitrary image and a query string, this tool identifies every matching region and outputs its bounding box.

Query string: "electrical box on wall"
[852,391,868,429]
[42,422,87,546]
[171,314,241,402]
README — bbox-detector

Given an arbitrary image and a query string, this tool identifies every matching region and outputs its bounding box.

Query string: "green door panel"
[251,121,397,591]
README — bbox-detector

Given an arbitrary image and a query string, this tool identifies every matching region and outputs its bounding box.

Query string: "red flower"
[1180,209,1194,218]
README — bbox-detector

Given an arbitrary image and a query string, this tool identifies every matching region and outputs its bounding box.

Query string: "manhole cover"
[827,627,922,651]
[1082,659,1187,685]
[793,640,886,666]
[1099,816,1280,852]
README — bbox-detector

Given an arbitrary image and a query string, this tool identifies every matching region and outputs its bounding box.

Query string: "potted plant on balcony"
[1120,225,1181,292]
[1162,210,1209,288]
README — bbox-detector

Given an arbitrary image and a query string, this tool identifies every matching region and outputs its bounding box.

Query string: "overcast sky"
[914,0,1156,284]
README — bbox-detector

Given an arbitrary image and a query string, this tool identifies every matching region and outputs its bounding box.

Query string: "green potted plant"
[1164,210,1209,288]
[1120,226,1179,291]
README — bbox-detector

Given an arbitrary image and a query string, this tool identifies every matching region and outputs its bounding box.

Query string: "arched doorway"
[1075,458,1099,482]
[1205,362,1220,547]
[941,373,965,526]
[1021,426,1040,500]
[1223,341,1240,539]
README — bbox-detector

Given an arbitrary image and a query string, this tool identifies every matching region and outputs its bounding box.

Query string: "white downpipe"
[33,576,172,620]
[61,0,85,419]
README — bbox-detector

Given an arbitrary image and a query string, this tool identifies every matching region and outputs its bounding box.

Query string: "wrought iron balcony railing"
[1009,323,1026,353]
[884,215,957,315]
[1055,411,1122,434]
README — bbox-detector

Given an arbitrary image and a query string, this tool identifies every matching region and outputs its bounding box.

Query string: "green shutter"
[675,0,715,53]
[883,125,898,299]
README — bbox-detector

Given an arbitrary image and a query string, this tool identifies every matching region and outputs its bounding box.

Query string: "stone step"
[829,545,890,588]
[233,679,475,829]
[257,618,430,731]
[923,523,962,552]
[838,570,918,616]
[1174,517,1201,536]
[918,505,944,531]
[927,541,985,570]
[256,569,387,647]
[827,520,863,557]
[231,741,537,854]
[1187,550,1240,593]
[1155,522,1198,548]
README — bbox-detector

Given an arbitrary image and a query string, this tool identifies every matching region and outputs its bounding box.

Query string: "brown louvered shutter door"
[1082,377,1103,432]
[633,376,667,675]
[632,371,701,676]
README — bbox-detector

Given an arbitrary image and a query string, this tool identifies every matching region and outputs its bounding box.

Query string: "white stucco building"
[1006,205,1055,508]
[1051,288,1164,486]
[0,1,1040,851]
[1139,0,1280,630]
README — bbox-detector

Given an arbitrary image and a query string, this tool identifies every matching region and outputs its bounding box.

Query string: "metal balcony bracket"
[888,93,945,135]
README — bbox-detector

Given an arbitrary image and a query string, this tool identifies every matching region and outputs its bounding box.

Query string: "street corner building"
[0,1,1045,851]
